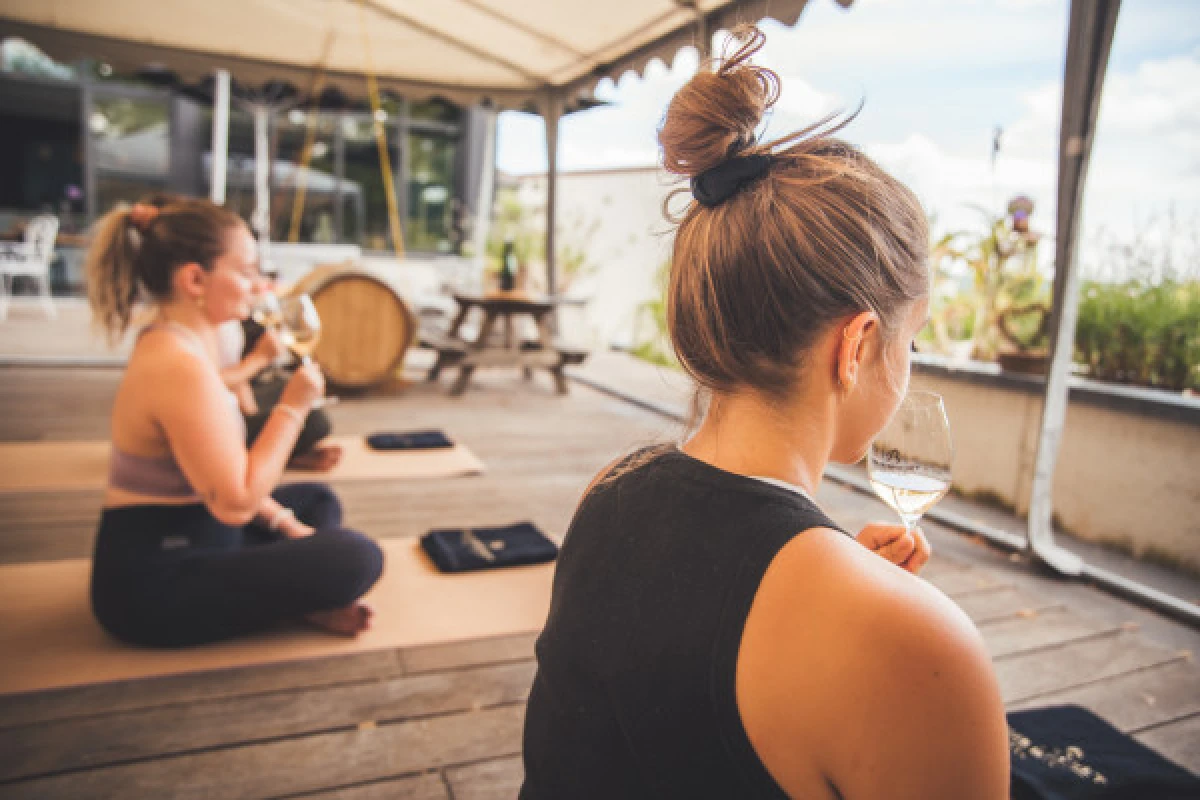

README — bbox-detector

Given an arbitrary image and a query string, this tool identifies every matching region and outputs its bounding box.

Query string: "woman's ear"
[836,311,878,393]
[173,262,208,307]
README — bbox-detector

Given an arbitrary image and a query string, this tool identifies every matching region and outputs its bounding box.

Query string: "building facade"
[0,42,491,293]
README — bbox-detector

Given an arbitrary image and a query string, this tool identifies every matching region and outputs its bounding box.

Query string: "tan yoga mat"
[0,537,554,695]
[0,435,484,494]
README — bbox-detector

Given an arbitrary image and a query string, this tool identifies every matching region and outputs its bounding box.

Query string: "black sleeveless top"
[520,446,846,799]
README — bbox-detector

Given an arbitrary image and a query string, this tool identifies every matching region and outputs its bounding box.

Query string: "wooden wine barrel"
[286,264,416,390]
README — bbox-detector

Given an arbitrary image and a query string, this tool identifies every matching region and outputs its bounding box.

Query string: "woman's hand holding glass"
[855,523,931,574]
[249,325,288,364]
[279,359,326,416]
[862,390,953,575]
[279,294,337,408]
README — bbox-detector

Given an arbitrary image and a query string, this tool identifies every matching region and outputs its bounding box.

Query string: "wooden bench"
[420,333,468,383]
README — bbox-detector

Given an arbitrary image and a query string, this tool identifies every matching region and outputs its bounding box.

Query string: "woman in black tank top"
[520,26,1010,800]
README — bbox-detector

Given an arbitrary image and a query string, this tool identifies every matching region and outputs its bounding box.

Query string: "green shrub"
[1074,280,1200,391]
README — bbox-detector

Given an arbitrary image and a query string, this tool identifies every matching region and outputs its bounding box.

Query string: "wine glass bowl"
[250,292,283,330]
[867,390,953,533]
[277,293,337,409]
[279,294,322,363]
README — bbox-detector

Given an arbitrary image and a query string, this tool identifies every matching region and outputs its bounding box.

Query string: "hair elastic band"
[690,154,773,208]
[128,203,160,231]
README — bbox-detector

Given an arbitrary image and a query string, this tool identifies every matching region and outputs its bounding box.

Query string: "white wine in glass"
[279,294,322,363]
[251,292,284,330]
[867,390,953,533]
[279,294,337,408]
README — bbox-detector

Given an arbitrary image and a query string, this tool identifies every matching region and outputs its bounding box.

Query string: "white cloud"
[496,0,1200,274]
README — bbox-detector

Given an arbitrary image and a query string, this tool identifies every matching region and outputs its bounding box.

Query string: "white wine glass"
[279,294,338,408]
[867,390,953,535]
[250,291,287,378]
[251,291,284,330]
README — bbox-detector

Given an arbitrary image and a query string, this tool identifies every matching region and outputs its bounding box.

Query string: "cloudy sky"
[495,0,1200,272]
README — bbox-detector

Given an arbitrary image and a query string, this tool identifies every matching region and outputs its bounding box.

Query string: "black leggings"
[91,483,384,647]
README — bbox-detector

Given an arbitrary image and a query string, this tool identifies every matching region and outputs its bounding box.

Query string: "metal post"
[1027,0,1122,576]
[695,7,711,60]
[544,90,562,297]
[210,69,230,205]
[79,64,96,225]
[472,109,498,278]
[252,105,272,265]
[334,111,345,243]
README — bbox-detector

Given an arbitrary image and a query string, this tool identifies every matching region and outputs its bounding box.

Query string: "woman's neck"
[154,302,218,364]
[681,388,834,496]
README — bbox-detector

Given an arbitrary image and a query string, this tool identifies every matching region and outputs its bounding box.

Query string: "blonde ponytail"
[84,197,245,344]
[84,206,142,344]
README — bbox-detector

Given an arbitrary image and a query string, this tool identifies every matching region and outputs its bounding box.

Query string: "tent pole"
[544,90,562,297]
[1026,0,1122,576]
[210,69,230,205]
[472,109,498,284]
[695,6,711,60]
[252,105,272,266]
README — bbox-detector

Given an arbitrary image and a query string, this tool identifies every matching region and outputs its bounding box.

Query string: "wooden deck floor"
[0,342,1198,796]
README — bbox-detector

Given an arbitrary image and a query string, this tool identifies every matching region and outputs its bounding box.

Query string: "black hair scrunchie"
[690,154,773,208]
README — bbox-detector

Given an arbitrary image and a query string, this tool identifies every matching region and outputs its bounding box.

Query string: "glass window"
[342,113,399,252]
[90,93,170,216]
[409,98,461,124]
[406,131,458,253]
[91,95,169,176]
[270,110,339,243]
[200,106,258,228]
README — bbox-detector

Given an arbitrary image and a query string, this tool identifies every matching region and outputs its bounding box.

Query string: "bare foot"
[288,442,344,472]
[306,602,374,636]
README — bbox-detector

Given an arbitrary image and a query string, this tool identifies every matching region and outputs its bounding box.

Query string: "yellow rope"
[357,0,405,257]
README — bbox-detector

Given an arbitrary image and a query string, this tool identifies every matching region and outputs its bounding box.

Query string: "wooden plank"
[445,755,525,800]
[1007,659,1200,733]
[1,704,525,800]
[1133,713,1200,774]
[996,632,1185,705]
[982,608,1122,659]
[402,633,539,675]
[0,649,404,729]
[924,567,1005,597]
[295,771,448,800]
[953,586,1064,625]
[1,661,535,782]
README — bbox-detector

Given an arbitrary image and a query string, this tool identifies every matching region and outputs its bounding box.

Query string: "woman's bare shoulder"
[738,529,1009,799]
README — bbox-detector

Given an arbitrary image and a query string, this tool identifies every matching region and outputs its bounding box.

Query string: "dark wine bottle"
[500,239,517,292]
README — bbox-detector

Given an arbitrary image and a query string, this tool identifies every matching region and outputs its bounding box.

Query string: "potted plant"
[935,195,1051,372]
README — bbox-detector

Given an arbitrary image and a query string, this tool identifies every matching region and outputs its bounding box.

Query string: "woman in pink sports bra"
[85,197,382,646]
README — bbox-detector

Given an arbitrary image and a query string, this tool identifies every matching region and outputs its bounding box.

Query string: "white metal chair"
[0,214,59,321]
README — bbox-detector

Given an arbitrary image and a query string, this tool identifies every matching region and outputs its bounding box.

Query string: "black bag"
[1009,706,1200,800]
[366,430,454,451]
[420,522,559,573]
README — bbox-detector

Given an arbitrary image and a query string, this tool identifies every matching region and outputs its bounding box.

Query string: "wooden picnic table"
[423,291,587,396]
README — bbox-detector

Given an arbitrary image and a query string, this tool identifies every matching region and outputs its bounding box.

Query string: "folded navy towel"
[1009,705,1200,800]
[420,522,559,573]
[366,430,454,451]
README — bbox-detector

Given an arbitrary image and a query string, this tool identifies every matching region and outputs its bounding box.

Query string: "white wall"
[516,166,675,348]
[911,368,1200,569]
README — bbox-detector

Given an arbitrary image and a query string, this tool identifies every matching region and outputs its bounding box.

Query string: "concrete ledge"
[913,354,1200,426]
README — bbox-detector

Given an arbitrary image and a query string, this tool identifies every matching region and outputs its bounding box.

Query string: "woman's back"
[520,447,843,799]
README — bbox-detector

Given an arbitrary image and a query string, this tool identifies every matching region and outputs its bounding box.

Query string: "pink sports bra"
[107,320,242,499]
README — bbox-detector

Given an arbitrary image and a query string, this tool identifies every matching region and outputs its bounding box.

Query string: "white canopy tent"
[0,0,843,282]
[3,1,1190,622]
